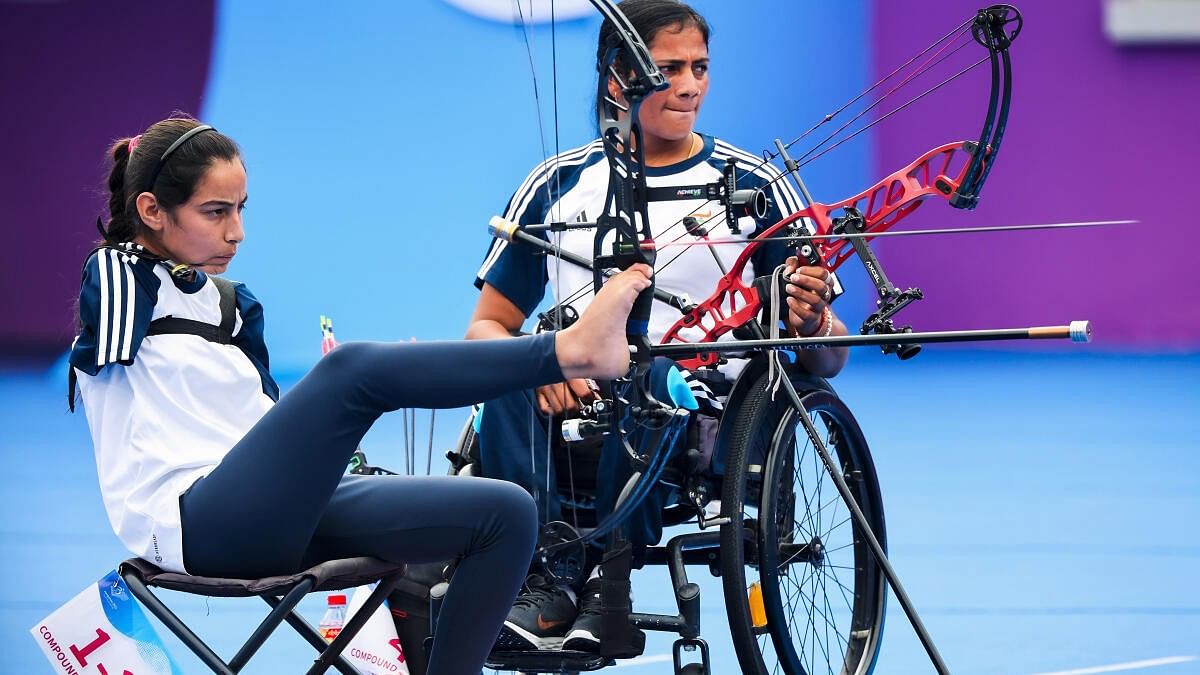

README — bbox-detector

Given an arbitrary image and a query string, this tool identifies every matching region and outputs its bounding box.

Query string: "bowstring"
[791,31,976,166]
[549,0,583,539]
[514,0,553,526]
[642,17,980,247]
[671,26,981,227]
[795,55,989,169]
[539,18,990,307]
[648,19,981,232]
[780,15,975,154]
[516,0,587,536]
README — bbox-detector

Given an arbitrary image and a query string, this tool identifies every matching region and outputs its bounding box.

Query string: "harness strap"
[145,318,231,344]
[69,277,237,411]
[145,277,237,344]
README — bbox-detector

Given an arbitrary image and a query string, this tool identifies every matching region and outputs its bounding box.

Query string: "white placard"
[344,583,411,675]
[31,569,182,675]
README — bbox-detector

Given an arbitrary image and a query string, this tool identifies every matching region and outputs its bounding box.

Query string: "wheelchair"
[443,354,888,675]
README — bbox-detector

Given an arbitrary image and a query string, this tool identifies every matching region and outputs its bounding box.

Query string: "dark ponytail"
[96,116,240,246]
[101,138,138,244]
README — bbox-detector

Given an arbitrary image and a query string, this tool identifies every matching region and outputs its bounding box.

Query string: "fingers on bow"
[537,379,598,416]
[783,266,833,331]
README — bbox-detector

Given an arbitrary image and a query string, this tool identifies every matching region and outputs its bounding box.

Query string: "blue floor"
[3,351,1198,673]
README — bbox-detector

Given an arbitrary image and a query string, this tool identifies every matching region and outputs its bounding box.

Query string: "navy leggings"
[180,334,563,675]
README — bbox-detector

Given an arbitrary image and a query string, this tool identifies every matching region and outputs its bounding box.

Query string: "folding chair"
[119,557,407,675]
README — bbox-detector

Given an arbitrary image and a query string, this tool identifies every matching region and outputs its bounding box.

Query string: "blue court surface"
[3,350,1197,674]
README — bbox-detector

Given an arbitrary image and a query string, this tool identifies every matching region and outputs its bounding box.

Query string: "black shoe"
[494,575,578,650]
[562,578,604,652]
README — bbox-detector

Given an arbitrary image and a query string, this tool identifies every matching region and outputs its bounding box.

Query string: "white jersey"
[476,134,837,347]
[70,243,277,572]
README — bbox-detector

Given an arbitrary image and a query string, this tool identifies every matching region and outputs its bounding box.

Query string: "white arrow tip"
[1069,320,1093,343]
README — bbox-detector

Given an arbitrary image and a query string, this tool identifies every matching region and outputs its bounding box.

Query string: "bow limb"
[498,0,686,559]
[660,139,991,369]
[661,4,1022,368]
[582,0,690,546]
[587,0,666,355]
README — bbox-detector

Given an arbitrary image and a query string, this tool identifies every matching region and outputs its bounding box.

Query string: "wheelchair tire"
[720,380,886,675]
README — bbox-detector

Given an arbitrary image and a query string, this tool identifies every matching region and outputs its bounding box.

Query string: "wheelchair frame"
[439,5,1035,672]
[439,355,890,675]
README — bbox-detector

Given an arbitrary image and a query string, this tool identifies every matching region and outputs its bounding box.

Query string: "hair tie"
[128,134,141,155]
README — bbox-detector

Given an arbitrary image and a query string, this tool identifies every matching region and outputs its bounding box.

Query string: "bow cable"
[523,7,1020,308]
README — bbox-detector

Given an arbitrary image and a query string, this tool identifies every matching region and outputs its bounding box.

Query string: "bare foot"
[557,264,653,380]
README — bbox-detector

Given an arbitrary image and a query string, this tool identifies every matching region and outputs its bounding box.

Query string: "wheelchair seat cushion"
[119,557,406,598]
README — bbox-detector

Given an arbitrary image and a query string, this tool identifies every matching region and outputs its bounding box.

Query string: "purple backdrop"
[0,1,214,358]
[870,1,1200,348]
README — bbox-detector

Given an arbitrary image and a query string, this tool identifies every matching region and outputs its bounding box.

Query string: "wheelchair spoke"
[805,494,848,540]
[817,513,853,543]
[785,556,857,605]
[825,569,854,658]
[788,395,884,674]
[825,564,858,624]
[818,540,857,556]
[821,570,837,675]
[806,433,826,546]
[722,380,885,675]
[785,554,832,674]
[757,633,783,675]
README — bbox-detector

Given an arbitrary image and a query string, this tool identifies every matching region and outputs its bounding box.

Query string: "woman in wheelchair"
[68,116,654,675]
[467,0,850,653]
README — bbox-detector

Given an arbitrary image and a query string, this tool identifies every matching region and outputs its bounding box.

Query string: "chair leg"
[227,578,314,672]
[304,572,406,675]
[263,596,358,675]
[268,597,333,657]
[120,571,236,675]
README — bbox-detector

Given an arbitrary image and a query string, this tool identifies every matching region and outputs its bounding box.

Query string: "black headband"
[142,124,216,194]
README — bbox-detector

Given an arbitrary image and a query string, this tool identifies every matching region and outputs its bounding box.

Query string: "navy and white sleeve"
[473,174,551,317]
[231,282,279,401]
[69,248,161,376]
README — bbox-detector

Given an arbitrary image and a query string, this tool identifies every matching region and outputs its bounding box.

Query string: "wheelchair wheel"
[720,380,886,675]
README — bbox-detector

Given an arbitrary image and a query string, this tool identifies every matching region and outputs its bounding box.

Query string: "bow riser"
[661,140,984,370]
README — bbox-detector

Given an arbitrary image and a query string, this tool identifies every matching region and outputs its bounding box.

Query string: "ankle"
[555,327,594,380]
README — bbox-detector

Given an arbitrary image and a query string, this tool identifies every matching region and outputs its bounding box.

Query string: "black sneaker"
[494,575,578,650]
[562,578,604,652]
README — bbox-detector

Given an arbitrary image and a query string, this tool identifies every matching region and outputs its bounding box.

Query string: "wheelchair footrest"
[486,649,613,672]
